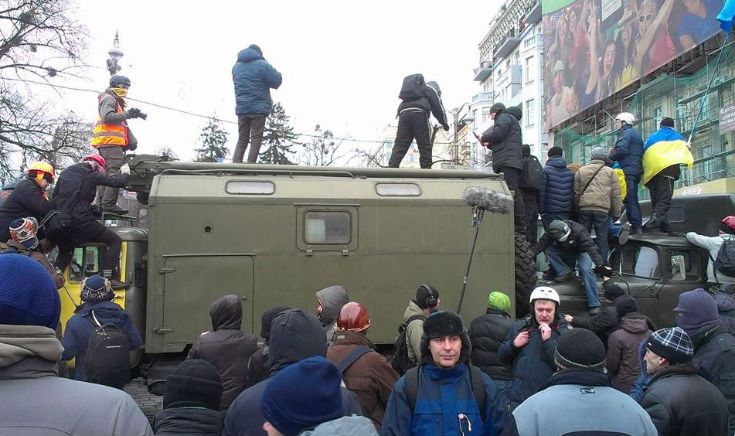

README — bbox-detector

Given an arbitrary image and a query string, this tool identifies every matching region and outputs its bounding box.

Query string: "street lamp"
[106,31,124,76]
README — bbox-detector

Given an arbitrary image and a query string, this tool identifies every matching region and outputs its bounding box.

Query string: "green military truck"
[57,157,536,388]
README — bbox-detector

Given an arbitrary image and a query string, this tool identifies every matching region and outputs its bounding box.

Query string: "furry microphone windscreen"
[462,186,513,214]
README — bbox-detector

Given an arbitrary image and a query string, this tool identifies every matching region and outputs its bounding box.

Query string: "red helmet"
[336,302,371,332]
[82,153,106,169]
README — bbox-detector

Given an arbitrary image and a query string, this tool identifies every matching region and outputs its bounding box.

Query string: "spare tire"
[515,233,537,318]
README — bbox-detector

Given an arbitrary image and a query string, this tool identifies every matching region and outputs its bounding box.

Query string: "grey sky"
[54,1,500,161]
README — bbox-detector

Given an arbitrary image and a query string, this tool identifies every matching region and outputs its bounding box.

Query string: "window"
[525,99,535,127]
[482,107,491,124]
[304,211,351,244]
[70,246,100,282]
[226,181,275,195]
[621,245,661,278]
[375,183,421,196]
[525,56,535,84]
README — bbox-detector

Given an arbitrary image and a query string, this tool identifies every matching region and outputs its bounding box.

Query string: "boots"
[103,269,129,289]
[643,215,664,233]
[102,205,129,216]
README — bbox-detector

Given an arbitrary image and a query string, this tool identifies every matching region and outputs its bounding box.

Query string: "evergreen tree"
[194,117,229,162]
[260,102,296,164]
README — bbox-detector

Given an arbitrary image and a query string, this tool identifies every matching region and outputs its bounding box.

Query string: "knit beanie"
[646,327,693,364]
[674,288,718,334]
[261,356,344,436]
[721,216,735,235]
[548,146,563,158]
[414,284,440,309]
[9,217,39,249]
[590,146,606,160]
[0,254,60,329]
[603,280,625,301]
[487,291,511,314]
[555,328,606,370]
[260,306,290,340]
[616,297,639,318]
[164,359,223,410]
[80,275,114,303]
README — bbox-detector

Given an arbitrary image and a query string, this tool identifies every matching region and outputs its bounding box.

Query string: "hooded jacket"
[402,300,427,365]
[153,407,223,436]
[396,78,449,130]
[302,416,378,435]
[60,300,142,381]
[0,177,51,241]
[641,363,729,436]
[606,313,654,393]
[480,107,523,172]
[0,324,152,435]
[714,291,735,334]
[610,124,644,177]
[232,46,282,116]
[247,306,290,386]
[512,369,657,435]
[574,160,622,217]
[222,310,363,436]
[188,295,258,411]
[688,322,735,425]
[327,330,399,429]
[468,308,514,380]
[540,156,574,214]
[316,285,349,342]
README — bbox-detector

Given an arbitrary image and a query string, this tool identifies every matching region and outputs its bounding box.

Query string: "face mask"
[111,87,128,98]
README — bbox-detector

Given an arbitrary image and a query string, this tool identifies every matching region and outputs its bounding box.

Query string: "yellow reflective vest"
[91,94,128,148]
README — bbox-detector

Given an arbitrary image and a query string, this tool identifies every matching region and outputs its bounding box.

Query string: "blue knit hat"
[80,275,114,303]
[0,254,60,329]
[261,356,344,435]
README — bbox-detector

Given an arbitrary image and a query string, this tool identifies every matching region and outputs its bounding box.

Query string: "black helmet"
[110,75,131,88]
[548,220,571,242]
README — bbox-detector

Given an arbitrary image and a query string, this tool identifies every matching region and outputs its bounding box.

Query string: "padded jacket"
[609,125,644,176]
[232,47,282,116]
[468,308,514,380]
[540,156,574,214]
[0,177,51,241]
[481,107,523,173]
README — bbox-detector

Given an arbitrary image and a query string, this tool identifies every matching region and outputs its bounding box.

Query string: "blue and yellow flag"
[718,0,735,32]
[642,139,694,185]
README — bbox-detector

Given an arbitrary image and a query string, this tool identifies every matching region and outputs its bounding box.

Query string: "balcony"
[472,91,494,105]
[524,1,541,25]
[494,35,522,61]
[474,61,494,82]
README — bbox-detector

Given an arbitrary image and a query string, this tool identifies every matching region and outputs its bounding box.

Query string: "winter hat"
[261,356,344,436]
[260,305,290,340]
[590,146,606,160]
[646,327,693,364]
[80,275,114,303]
[490,102,506,114]
[603,280,625,301]
[164,359,223,410]
[414,284,440,309]
[721,216,735,235]
[555,328,606,370]
[548,146,563,158]
[616,297,639,319]
[0,255,60,329]
[487,291,512,314]
[660,117,675,128]
[420,311,471,365]
[674,288,718,333]
[8,217,39,249]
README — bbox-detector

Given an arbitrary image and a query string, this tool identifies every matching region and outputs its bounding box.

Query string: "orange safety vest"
[91,94,128,148]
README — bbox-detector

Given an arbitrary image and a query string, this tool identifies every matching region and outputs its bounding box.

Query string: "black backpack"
[398,74,426,101]
[85,310,131,388]
[405,365,487,421]
[520,155,543,190]
[391,314,426,375]
[713,238,735,280]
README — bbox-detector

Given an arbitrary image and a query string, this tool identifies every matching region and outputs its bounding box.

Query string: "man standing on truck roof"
[642,117,693,233]
[388,74,449,169]
[232,44,283,164]
[93,74,146,216]
[609,112,644,235]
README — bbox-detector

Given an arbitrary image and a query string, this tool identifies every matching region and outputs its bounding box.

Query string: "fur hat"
[164,359,223,411]
[261,356,344,436]
[555,328,606,371]
[0,254,60,329]
[646,327,693,364]
[419,311,471,365]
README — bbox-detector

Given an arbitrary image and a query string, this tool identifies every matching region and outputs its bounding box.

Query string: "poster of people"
[542,0,724,130]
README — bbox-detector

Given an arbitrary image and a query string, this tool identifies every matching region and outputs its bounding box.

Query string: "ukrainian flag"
[718,0,735,32]
[642,131,694,185]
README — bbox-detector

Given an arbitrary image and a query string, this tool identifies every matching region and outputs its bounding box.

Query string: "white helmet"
[615,112,636,125]
[529,286,560,305]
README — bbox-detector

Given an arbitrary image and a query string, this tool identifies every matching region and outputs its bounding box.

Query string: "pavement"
[124,377,163,424]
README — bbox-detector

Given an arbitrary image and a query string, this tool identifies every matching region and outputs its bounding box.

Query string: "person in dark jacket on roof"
[388,74,449,169]
[232,44,282,163]
[223,309,363,436]
[60,274,141,383]
[248,306,290,386]
[315,284,349,342]
[539,146,574,229]
[188,294,258,412]
[606,298,655,393]
[0,161,53,242]
[609,112,644,234]
[481,103,525,228]
[519,145,542,243]
[153,359,224,436]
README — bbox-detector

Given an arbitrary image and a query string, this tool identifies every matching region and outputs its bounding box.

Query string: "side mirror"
[671,255,686,281]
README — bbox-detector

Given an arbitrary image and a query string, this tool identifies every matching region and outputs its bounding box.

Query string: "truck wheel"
[515,233,537,318]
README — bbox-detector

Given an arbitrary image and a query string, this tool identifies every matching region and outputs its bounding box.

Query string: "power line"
[6,77,458,146]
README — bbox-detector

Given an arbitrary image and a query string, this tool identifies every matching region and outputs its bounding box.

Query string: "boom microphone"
[462,186,513,214]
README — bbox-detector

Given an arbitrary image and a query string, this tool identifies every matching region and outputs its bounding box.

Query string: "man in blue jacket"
[609,112,644,234]
[232,44,282,163]
[381,311,505,435]
[539,146,574,230]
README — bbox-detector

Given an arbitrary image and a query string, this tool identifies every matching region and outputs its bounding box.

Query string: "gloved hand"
[593,264,613,277]
[120,164,131,175]
[442,123,450,131]
[126,108,141,119]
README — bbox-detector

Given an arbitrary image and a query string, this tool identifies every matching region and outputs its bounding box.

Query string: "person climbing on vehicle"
[609,112,644,234]
[93,74,146,215]
[0,161,53,242]
[50,153,130,288]
[686,216,735,289]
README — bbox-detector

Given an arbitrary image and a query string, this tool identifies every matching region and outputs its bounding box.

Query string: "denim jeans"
[546,245,601,308]
[578,210,610,266]
[624,174,642,227]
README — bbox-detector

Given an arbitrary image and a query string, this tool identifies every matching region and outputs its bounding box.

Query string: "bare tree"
[299,124,350,167]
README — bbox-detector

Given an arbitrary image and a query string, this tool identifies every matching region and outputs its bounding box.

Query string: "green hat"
[487,291,511,313]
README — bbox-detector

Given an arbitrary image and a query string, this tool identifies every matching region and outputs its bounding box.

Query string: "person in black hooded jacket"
[388,74,449,169]
[222,309,363,436]
[0,163,53,242]
[247,305,290,386]
[188,294,258,412]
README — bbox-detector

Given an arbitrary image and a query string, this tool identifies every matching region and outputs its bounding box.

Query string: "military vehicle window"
[375,183,421,196]
[304,211,351,244]
[226,181,275,195]
[69,246,100,282]
[669,250,699,280]
[621,245,661,278]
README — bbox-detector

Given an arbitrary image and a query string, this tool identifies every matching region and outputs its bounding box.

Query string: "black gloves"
[126,108,148,120]
[593,265,613,277]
